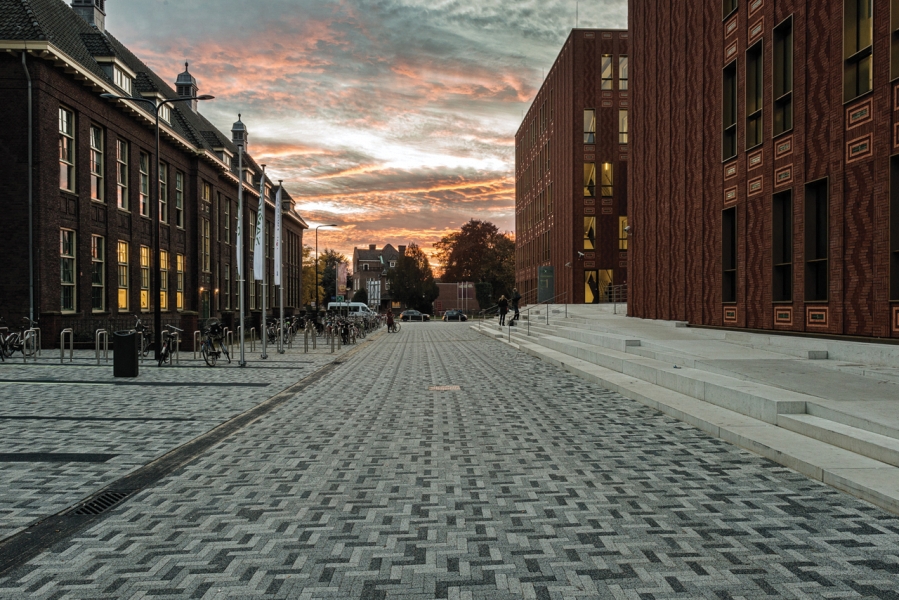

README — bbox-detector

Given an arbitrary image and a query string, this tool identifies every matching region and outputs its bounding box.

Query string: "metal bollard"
[331,330,335,353]
[304,326,310,353]
[95,329,109,364]
[250,328,256,352]
[193,330,201,359]
[60,328,74,363]
[27,328,41,357]
[172,332,181,365]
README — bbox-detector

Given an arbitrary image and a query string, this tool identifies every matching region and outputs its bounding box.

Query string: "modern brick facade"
[630,0,899,339]
[0,0,307,344]
[515,29,629,306]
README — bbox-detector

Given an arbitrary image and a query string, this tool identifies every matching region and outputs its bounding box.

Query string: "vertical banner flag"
[236,209,242,278]
[274,186,282,286]
[337,263,347,299]
[253,188,265,280]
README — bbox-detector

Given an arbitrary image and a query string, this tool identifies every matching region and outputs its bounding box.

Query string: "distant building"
[515,29,629,305]
[433,283,479,316]
[351,244,405,311]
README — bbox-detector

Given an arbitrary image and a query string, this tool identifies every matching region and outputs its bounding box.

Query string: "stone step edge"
[473,325,899,517]
[778,414,899,469]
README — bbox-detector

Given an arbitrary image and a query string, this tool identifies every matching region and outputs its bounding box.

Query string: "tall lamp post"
[101,92,214,363]
[314,224,337,311]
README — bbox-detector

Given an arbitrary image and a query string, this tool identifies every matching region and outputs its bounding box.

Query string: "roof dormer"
[72,0,105,32]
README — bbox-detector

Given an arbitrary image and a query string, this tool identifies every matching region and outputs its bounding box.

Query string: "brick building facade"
[0,0,307,344]
[515,29,629,305]
[629,0,899,338]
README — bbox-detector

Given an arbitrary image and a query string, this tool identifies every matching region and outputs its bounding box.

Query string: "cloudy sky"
[107,0,627,266]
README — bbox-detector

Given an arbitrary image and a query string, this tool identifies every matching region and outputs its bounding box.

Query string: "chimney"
[398,245,406,255]
[369,244,376,251]
[72,0,106,32]
[176,63,200,112]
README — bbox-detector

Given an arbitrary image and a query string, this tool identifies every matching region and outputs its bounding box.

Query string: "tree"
[386,243,439,313]
[318,248,348,306]
[435,219,515,300]
[301,245,321,308]
[352,288,368,304]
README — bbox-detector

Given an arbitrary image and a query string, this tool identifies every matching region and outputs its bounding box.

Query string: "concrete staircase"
[474,311,899,515]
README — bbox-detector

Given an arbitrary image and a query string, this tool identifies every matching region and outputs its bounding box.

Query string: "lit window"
[59,107,75,191]
[619,216,629,251]
[116,140,128,210]
[584,109,596,144]
[619,55,628,90]
[61,229,76,312]
[176,254,184,311]
[584,217,596,251]
[619,110,628,144]
[601,55,613,89]
[91,235,105,312]
[584,163,596,198]
[139,152,150,217]
[118,241,129,311]
[140,245,150,310]
[160,250,169,310]
[90,125,104,201]
[602,163,614,197]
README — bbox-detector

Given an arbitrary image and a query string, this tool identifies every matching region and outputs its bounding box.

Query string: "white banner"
[236,211,242,278]
[253,188,265,281]
[274,186,282,286]
[337,263,347,298]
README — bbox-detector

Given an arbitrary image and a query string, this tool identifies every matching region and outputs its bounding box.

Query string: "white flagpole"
[237,142,246,367]
[258,165,268,359]
[276,181,285,354]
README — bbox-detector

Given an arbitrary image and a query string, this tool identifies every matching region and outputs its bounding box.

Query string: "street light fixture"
[101,92,214,363]
[314,224,337,311]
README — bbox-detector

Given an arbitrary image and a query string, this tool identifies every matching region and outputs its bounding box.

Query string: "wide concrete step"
[778,414,899,468]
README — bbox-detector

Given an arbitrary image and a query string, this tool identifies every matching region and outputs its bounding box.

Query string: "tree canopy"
[386,243,439,313]
[318,248,348,306]
[434,220,515,300]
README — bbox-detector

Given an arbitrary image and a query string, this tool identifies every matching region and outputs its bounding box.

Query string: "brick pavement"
[1,324,898,598]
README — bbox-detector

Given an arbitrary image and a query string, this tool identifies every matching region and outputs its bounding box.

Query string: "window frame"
[116,139,129,211]
[722,207,738,303]
[619,109,629,144]
[140,245,151,311]
[773,16,794,137]
[723,0,738,20]
[158,161,168,224]
[117,240,129,311]
[804,179,830,302]
[601,55,614,90]
[175,171,184,228]
[91,235,106,313]
[844,0,874,102]
[746,41,764,150]
[772,190,793,303]
[176,254,184,311]
[60,229,77,313]
[89,125,104,202]
[584,162,597,198]
[723,60,738,162]
[139,152,150,217]
[619,55,628,91]
[59,107,75,192]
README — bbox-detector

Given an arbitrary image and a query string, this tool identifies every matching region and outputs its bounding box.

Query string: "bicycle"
[388,320,401,333]
[133,316,151,357]
[0,317,38,360]
[199,319,230,367]
[157,324,183,366]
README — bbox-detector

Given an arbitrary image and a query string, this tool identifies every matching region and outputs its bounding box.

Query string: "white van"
[327,302,377,317]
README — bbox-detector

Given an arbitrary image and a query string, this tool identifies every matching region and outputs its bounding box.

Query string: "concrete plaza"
[0,323,897,598]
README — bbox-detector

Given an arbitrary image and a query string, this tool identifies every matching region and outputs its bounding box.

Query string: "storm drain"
[69,491,133,516]
[428,385,461,391]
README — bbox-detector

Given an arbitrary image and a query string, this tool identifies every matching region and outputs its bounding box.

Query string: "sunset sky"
[107,0,627,266]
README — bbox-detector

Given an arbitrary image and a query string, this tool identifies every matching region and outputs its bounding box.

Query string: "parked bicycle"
[133,316,151,357]
[157,324,183,366]
[199,319,230,367]
[0,317,38,361]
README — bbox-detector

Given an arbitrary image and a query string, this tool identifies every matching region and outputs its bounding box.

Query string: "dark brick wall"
[629,0,898,338]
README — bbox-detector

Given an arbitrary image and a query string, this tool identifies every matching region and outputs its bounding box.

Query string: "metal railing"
[607,283,628,314]
[95,329,109,364]
[60,329,73,363]
[522,291,569,339]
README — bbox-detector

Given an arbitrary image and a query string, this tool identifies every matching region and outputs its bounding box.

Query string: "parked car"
[442,310,468,322]
[400,310,430,322]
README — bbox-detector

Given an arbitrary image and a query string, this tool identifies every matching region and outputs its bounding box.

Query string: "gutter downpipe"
[22,51,34,325]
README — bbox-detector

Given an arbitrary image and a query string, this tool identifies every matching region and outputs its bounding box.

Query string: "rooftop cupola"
[176,62,199,111]
[72,0,106,32]
[231,114,248,151]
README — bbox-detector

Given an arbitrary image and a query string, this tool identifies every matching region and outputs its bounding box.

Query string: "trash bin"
[113,330,139,377]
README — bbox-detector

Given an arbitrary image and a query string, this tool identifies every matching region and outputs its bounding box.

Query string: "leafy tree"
[318,248,348,306]
[301,245,321,308]
[352,288,368,304]
[386,243,439,313]
[435,220,515,300]
[474,282,493,312]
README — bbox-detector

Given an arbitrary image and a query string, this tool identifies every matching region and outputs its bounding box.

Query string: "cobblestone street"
[1,324,898,599]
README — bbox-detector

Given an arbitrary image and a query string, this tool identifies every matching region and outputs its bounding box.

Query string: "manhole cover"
[428,385,461,391]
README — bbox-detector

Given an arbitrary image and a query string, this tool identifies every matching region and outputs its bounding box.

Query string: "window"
[139,152,150,217]
[601,163,613,197]
[158,102,171,124]
[90,126,103,201]
[176,254,184,311]
[723,61,738,161]
[584,217,596,250]
[892,0,899,80]
[619,216,629,251]
[203,182,212,203]
[117,241,129,311]
[390,261,396,268]
[202,219,211,272]
[584,163,597,197]
[584,109,596,144]
[891,157,899,300]
[746,42,763,149]
[619,110,628,144]
[175,171,184,228]
[140,245,150,310]
[113,65,131,94]
[91,235,105,312]
[249,271,256,309]
[224,263,231,310]
[60,229,76,312]
[548,183,553,214]
[59,107,75,191]
[724,0,737,19]
[159,162,168,223]
[774,17,794,136]
[116,140,128,210]
[601,55,613,89]
[722,208,737,303]
[224,199,230,244]
[772,190,793,302]
[805,179,829,301]
[159,250,169,310]
[619,55,628,90]
[844,0,873,101]
[363,264,369,271]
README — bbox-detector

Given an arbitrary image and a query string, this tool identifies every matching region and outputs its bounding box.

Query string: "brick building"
[432,283,479,316]
[0,0,307,344]
[629,0,899,338]
[515,29,629,305]
[351,244,404,311]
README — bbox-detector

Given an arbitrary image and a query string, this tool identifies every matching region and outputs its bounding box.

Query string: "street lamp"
[101,92,214,363]
[314,224,337,311]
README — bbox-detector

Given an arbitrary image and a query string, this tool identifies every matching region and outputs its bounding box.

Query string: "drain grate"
[428,385,461,391]
[70,491,132,516]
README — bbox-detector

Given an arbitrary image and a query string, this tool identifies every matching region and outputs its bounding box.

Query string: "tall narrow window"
[202,219,211,272]
[844,0,873,101]
[139,152,150,217]
[60,229,76,312]
[158,162,168,223]
[723,61,738,160]
[601,163,614,197]
[117,241,129,311]
[724,0,737,19]
[584,217,596,251]
[140,245,150,310]
[224,263,231,310]
[619,55,628,90]
[90,126,104,201]
[584,163,597,197]
[175,171,184,228]
[772,190,793,302]
[159,250,169,310]
[91,235,105,312]
[116,140,128,210]
[722,208,738,303]
[224,199,231,244]
[176,254,184,311]
[548,183,553,215]
[619,216,629,251]
[805,179,829,301]
[584,109,596,144]
[774,17,794,136]
[892,0,899,80]
[746,42,763,149]
[601,55,614,89]
[619,110,628,144]
[891,156,899,300]
[59,108,75,191]
[203,182,212,203]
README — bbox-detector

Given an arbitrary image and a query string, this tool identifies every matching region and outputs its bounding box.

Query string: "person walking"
[511,288,522,322]
[386,309,395,333]
[497,295,509,326]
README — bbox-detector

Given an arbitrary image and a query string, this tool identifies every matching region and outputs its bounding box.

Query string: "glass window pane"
[584,163,596,197]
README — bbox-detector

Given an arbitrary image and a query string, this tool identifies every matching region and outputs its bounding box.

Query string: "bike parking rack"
[21,329,38,363]
[95,329,109,364]
[27,328,41,357]
[224,328,234,358]
[171,332,181,365]
[193,330,201,359]
[60,328,74,363]
[138,331,145,363]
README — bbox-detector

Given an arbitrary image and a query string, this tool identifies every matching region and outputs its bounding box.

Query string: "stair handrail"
[518,291,570,338]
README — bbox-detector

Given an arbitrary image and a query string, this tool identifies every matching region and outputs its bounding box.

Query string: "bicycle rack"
[138,331,145,363]
[303,326,309,353]
[21,330,37,363]
[193,330,201,359]
[172,332,181,365]
[224,328,234,358]
[60,328,74,363]
[27,328,41,357]
[95,329,109,364]
[249,328,256,352]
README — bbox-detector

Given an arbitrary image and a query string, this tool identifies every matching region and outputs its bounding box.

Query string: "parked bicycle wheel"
[140,336,151,357]
[22,334,36,357]
[201,341,217,367]
[219,339,231,364]
[158,344,171,367]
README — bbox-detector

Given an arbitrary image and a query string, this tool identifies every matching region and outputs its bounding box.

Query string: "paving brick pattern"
[2,324,899,598]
